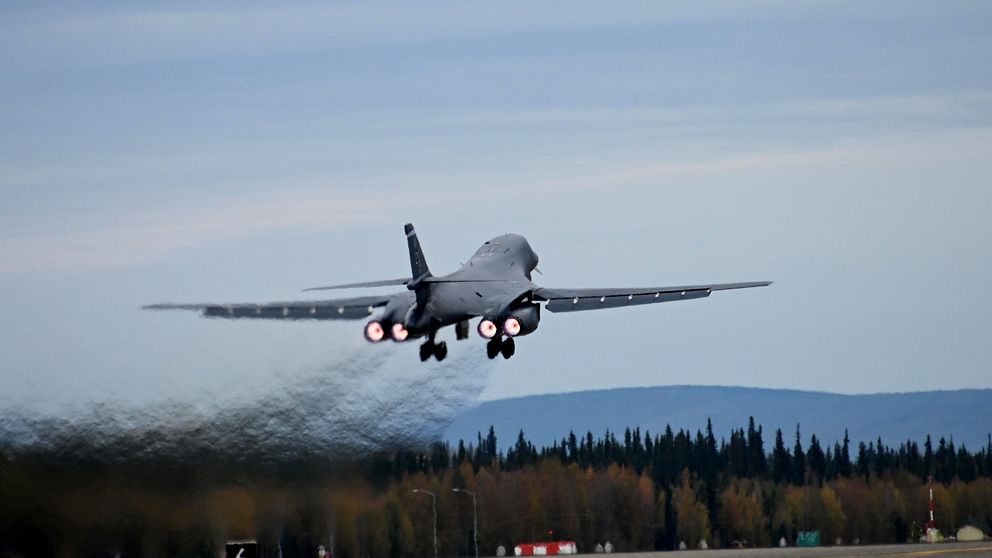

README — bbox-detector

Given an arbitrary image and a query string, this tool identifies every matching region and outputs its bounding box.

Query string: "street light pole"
[453,488,478,558]
[413,489,438,558]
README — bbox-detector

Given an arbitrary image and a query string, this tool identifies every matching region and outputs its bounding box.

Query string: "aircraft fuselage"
[383,234,540,340]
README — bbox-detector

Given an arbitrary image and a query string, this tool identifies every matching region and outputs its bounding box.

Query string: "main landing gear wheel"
[420,340,448,362]
[433,341,448,361]
[486,337,516,360]
[500,337,515,359]
[486,338,501,360]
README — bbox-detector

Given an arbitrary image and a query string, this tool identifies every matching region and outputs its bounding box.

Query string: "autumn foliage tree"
[3,419,992,556]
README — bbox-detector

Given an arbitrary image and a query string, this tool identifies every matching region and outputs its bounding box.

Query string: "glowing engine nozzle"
[391,323,409,342]
[503,317,522,337]
[364,321,385,342]
[478,318,499,339]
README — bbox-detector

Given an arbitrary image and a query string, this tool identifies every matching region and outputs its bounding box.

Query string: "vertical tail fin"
[405,223,432,286]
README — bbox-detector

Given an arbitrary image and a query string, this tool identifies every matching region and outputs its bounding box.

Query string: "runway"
[616,542,992,558]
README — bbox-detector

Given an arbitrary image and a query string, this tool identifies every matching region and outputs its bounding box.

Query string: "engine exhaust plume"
[364,321,385,342]
[477,318,498,339]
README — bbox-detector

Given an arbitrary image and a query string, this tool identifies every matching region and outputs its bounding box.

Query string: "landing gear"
[486,338,501,360]
[500,337,515,359]
[455,319,470,341]
[486,337,516,360]
[419,333,448,362]
[434,341,448,361]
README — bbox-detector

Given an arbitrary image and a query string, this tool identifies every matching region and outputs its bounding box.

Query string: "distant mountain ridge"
[443,385,992,451]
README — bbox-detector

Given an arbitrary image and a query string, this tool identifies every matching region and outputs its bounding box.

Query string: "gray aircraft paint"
[146,224,770,361]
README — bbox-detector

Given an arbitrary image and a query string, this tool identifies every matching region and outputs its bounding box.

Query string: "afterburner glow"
[364,321,385,342]
[478,318,498,339]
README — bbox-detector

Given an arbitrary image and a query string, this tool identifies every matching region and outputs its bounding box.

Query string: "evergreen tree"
[474,431,484,470]
[839,429,853,477]
[727,428,748,477]
[985,434,992,477]
[567,431,578,464]
[825,446,835,479]
[791,424,806,485]
[947,438,958,481]
[900,440,922,478]
[772,428,791,484]
[507,429,532,469]
[701,419,719,481]
[828,442,841,479]
[632,427,645,473]
[808,434,826,482]
[873,437,888,478]
[956,444,975,482]
[747,416,767,477]
[673,429,690,476]
[856,441,870,480]
[934,437,949,482]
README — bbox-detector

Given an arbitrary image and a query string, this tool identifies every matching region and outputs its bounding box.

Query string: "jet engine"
[364,320,386,342]
[502,303,540,337]
[364,300,417,343]
[391,322,410,342]
[477,317,499,339]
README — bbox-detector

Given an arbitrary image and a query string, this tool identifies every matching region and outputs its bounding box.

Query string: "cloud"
[0,191,390,274]
[0,2,757,70]
[4,123,989,276]
[2,86,989,276]
[5,1,930,71]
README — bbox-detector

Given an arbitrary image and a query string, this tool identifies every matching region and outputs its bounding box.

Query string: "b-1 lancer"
[145,224,770,361]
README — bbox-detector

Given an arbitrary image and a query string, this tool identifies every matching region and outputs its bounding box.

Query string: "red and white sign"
[514,541,577,556]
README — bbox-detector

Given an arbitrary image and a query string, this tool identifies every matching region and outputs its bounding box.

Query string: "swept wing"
[533,281,771,313]
[143,294,396,320]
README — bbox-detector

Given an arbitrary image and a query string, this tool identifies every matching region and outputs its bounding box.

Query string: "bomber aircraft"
[146,224,770,361]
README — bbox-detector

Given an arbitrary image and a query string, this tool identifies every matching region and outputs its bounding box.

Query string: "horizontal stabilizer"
[421,277,511,284]
[303,278,410,291]
[304,277,513,291]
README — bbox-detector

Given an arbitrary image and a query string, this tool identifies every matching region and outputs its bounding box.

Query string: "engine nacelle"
[502,303,540,337]
[364,319,408,342]
[364,320,386,342]
[370,300,416,343]
[478,317,499,339]
[391,322,410,342]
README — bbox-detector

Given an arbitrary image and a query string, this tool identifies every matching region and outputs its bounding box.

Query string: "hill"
[443,385,992,451]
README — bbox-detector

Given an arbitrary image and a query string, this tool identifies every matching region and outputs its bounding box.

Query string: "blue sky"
[1,2,991,416]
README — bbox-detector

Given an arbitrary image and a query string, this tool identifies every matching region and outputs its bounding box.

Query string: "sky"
[1,1,991,417]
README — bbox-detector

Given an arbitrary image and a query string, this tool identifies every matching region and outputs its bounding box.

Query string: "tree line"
[2,419,991,557]
[377,420,992,552]
[399,418,991,486]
